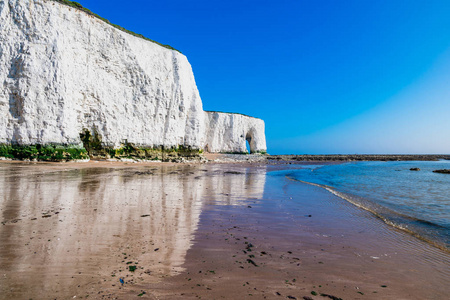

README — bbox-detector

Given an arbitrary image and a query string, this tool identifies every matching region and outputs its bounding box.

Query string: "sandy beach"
[0,160,449,299]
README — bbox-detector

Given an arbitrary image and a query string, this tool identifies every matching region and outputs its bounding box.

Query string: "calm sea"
[287,160,450,250]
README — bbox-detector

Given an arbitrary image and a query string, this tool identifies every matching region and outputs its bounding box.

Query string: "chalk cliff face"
[204,112,266,153]
[0,0,267,154]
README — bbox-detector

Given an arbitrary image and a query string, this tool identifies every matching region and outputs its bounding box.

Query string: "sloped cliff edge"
[0,0,266,160]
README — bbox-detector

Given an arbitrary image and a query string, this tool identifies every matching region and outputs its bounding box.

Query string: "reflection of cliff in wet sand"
[0,162,266,299]
[1,162,449,299]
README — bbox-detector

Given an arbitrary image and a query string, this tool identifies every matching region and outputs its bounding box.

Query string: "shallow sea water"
[286,160,450,249]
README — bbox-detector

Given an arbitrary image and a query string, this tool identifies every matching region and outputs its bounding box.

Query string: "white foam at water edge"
[286,175,449,252]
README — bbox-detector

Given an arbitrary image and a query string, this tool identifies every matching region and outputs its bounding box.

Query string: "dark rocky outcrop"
[267,155,450,162]
[433,169,450,174]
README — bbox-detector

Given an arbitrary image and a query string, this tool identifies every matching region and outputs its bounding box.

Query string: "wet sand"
[0,161,449,299]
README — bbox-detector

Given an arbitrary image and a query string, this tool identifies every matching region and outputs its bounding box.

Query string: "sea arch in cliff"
[245,128,257,154]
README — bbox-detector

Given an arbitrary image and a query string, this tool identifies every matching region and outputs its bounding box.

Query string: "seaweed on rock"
[0,144,88,161]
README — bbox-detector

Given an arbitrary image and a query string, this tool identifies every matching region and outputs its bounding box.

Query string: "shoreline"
[287,175,450,253]
[0,161,448,299]
[2,153,450,165]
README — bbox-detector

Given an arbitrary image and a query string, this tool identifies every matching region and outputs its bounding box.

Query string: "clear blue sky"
[76,0,450,154]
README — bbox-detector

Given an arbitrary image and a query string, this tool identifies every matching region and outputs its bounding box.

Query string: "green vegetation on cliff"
[0,142,201,162]
[52,0,180,52]
[0,145,88,161]
[0,130,203,162]
[80,129,202,161]
[104,144,202,161]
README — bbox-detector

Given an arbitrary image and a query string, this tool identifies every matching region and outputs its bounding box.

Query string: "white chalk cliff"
[0,0,266,153]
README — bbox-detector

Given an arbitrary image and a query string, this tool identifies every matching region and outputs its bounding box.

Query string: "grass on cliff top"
[52,0,180,53]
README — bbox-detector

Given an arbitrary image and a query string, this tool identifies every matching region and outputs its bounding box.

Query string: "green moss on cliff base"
[79,129,201,161]
[0,145,88,161]
[0,143,201,162]
[52,0,180,52]
[101,144,202,162]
